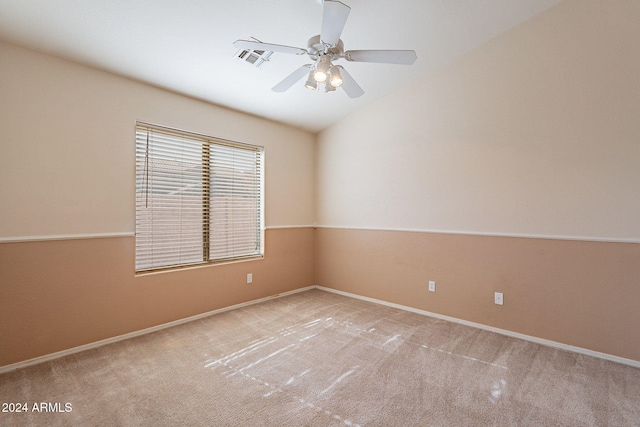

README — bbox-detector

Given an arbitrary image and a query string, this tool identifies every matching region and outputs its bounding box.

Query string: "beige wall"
[315,0,640,362]
[317,0,639,241]
[316,228,640,361]
[0,42,316,367]
[1,229,314,366]
[0,41,314,238]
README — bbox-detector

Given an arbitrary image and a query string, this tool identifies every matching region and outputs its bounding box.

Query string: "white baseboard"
[0,286,315,374]
[4,284,637,374]
[316,286,640,369]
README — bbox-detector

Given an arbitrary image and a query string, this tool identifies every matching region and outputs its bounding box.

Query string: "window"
[135,122,264,272]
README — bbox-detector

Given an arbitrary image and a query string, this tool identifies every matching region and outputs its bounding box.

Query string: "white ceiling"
[0,0,561,133]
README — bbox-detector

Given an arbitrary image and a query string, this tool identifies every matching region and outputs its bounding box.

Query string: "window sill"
[134,255,264,276]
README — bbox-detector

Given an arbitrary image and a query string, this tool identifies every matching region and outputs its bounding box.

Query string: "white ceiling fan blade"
[338,67,364,98]
[344,50,417,65]
[320,0,350,47]
[272,65,313,92]
[233,39,307,56]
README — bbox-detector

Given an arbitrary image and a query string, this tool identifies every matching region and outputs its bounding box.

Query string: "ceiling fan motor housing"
[307,35,344,60]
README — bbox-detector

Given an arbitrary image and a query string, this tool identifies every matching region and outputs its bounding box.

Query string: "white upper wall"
[0,41,315,238]
[316,0,640,242]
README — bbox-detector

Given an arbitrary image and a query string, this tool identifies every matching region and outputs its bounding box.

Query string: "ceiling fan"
[233,0,417,98]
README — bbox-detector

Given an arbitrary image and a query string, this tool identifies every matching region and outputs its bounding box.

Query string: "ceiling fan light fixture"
[329,65,343,87]
[313,57,331,82]
[304,70,318,90]
[324,83,336,93]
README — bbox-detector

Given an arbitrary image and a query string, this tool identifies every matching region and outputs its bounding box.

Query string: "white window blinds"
[135,123,263,272]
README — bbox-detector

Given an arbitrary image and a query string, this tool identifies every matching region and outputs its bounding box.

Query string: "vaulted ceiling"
[0,0,561,132]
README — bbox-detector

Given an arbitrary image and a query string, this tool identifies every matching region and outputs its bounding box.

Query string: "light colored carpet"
[1,289,639,426]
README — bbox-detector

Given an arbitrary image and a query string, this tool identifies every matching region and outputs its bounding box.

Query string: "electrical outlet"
[247,273,253,284]
[428,281,436,292]
[494,292,503,305]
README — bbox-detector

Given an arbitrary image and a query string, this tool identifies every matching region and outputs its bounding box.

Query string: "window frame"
[135,122,264,273]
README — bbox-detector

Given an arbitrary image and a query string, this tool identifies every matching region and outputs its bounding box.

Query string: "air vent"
[234,38,273,68]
